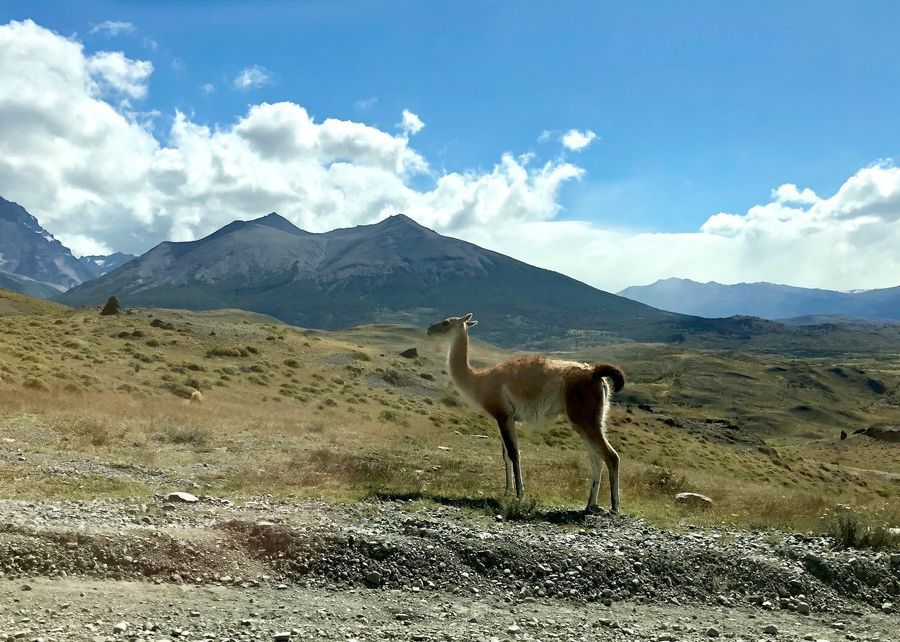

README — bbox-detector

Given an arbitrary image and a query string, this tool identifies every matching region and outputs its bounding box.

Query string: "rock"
[797,602,811,615]
[840,430,847,440]
[100,296,122,316]
[507,624,521,634]
[882,602,894,613]
[165,492,199,503]
[675,492,713,508]
[399,347,418,358]
[364,571,383,587]
[763,624,779,635]
[273,633,291,641]
[113,622,128,634]
[21,583,32,591]
[706,627,720,637]
[418,372,435,381]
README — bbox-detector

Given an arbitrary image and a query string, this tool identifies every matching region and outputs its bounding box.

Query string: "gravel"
[0,496,898,641]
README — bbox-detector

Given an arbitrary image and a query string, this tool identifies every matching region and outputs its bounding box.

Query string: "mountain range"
[619,278,900,322]
[57,212,758,346]
[0,197,134,296]
[5,195,900,349]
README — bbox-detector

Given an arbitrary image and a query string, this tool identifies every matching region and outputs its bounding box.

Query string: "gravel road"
[1,496,897,641]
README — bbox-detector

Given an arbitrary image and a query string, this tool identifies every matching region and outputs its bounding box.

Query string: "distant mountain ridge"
[0,197,136,297]
[78,252,138,277]
[619,278,900,321]
[59,212,762,347]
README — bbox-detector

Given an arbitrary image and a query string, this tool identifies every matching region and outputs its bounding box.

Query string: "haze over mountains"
[0,197,134,297]
[619,278,900,322]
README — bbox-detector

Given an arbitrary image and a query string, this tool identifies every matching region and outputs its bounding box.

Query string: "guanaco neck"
[448,328,477,392]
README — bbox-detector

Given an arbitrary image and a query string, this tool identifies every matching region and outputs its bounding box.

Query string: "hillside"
[1,297,897,527]
[59,213,755,347]
[619,277,900,321]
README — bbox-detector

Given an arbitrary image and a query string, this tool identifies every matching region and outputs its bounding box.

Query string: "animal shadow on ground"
[370,491,612,525]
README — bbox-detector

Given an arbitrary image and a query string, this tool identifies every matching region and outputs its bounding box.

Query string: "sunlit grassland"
[0,298,897,537]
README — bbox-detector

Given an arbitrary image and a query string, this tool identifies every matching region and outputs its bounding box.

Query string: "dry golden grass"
[0,300,897,536]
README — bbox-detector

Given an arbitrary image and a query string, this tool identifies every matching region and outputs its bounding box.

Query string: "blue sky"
[2,1,900,290]
[7,0,898,231]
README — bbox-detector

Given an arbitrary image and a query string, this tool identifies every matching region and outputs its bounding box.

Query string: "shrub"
[163,424,211,448]
[382,370,405,386]
[350,350,371,361]
[284,358,300,368]
[167,383,198,399]
[498,496,539,521]
[827,509,898,551]
[23,377,48,391]
[206,347,243,358]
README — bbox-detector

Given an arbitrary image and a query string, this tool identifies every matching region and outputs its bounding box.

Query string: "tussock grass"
[0,304,897,535]
[826,507,900,551]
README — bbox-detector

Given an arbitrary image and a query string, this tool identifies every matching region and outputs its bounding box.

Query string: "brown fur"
[427,314,625,512]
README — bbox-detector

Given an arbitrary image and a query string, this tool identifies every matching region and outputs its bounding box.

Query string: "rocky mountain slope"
[0,196,96,293]
[59,213,755,346]
[619,277,900,321]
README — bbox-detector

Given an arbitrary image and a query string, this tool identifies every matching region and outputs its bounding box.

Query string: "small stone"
[706,627,720,637]
[882,602,894,613]
[364,571,382,587]
[165,491,199,503]
[507,624,521,634]
[273,633,291,641]
[113,622,128,634]
[399,347,418,358]
[675,492,713,508]
[797,602,811,615]
[763,624,779,635]
[21,583,32,591]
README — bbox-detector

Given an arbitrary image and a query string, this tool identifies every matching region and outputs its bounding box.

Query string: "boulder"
[675,492,713,509]
[99,296,122,316]
[399,347,418,358]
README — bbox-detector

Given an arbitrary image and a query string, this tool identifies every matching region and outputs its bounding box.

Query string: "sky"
[1,1,900,292]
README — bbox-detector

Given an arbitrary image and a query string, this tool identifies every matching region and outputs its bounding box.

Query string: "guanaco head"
[426,313,478,337]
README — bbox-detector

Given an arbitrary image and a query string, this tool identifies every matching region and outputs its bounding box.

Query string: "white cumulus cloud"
[89,21,135,37]
[0,20,580,259]
[772,183,819,205]
[2,18,900,295]
[561,129,597,151]
[400,109,425,135]
[86,51,153,99]
[233,64,271,90]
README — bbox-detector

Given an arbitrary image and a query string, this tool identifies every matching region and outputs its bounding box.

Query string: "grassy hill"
[0,293,897,534]
[0,286,67,316]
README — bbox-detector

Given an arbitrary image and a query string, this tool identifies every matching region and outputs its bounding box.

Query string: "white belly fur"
[502,380,565,426]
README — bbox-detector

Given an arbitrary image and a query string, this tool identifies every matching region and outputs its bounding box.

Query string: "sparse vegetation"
[0,298,897,536]
[827,508,899,551]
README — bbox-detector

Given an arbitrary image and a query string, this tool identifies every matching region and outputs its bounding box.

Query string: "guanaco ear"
[462,313,473,322]
[465,319,478,328]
